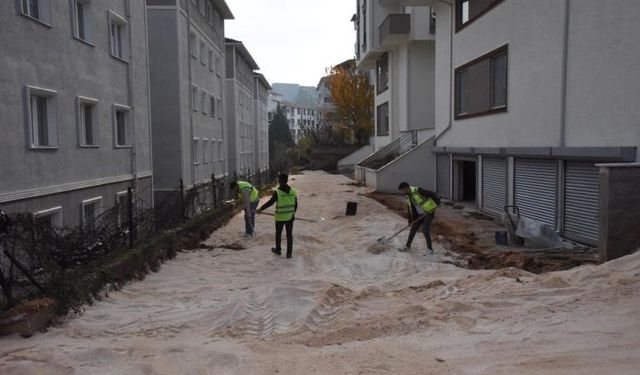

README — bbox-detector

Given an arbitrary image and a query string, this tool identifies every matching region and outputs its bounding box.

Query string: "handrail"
[357,130,418,170]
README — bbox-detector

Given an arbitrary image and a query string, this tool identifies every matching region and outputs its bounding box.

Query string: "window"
[210,95,216,116]
[193,138,200,164]
[33,206,63,230]
[190,32,198,58]
[208,50,214,71]
[109,12,128,60]
[73,0,93,43]
[455,45,508,119]
[456,0,505,31]
[376,102,389,136]
[376,53,389,94]
[201,91,208,115]
[217,98,223,118]
[205,0,213,24]
[200,41,206,65]
[192,85,199,111]
[113,105,131,147]
[202,139,209,164]
[77,97,99,147]
[81,197,103,231]
[217,139,223,160]
[26,86,57,149]
[215,55,222,76]
[116,191,129,226]
[20,0,51,25]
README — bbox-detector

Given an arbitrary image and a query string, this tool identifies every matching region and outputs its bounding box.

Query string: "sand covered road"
[1,172,640,374]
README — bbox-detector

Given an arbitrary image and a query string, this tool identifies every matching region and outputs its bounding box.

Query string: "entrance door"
[454,159,477,203]
[563,162,600,245]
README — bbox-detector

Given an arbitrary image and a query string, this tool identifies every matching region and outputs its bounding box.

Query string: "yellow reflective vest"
[237,181,259,203]
[407,186,437,215]
[275,187,297,222]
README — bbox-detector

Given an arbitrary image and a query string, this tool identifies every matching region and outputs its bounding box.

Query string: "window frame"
[454,44,509,120]
[193,138,200,165]
[192,85,199,112]
[456,0,505,33]
[376,53,390,94]
[25,85,58,150]
[108,11,129,62]
[19,0,52,27]
[376,102,390,137]
[115,190,129,226]
[77,96,99,148]
[33,206,63,229]
[112,104,132,148]
[81,196,103,230]
[72,0,94,45]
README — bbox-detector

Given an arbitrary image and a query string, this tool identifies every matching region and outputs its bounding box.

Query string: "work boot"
[424,248,435,256]
[271,248,281,256]
[398,245,411,253]
[286,252,292,259]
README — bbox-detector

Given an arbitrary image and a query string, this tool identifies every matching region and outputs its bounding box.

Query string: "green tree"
[269,104,294,171]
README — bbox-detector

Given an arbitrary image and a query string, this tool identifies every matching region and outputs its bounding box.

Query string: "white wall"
[434,0,640,157]
[564,0,640,158]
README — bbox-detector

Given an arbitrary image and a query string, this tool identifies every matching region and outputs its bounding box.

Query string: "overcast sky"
[225,0,356,87]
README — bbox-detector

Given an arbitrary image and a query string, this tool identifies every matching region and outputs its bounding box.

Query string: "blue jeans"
[245,201,259,235]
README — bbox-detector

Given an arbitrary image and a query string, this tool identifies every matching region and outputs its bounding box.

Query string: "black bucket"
[495,231,508,245]
[345,202,358,216]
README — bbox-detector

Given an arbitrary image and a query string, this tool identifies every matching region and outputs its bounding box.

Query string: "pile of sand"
[1,172,638,374]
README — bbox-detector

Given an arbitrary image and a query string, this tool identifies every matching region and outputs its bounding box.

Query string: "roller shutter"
[482,158,507,216]
[514,159,558,227]
[437,154,450,198]
[563,162,600,245]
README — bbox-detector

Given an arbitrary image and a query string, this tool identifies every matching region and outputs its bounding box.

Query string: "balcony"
[379,14,410,48]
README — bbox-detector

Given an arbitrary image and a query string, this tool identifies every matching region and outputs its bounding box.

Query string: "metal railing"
[357,130,418,170]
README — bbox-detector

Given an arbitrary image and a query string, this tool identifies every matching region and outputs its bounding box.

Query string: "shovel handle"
[259,211,316,223]
[386,214,428,241]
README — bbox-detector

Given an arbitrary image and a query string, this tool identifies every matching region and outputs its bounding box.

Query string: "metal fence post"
[212,174,218,209]
[180,179,186,223]
[127,187,135,248]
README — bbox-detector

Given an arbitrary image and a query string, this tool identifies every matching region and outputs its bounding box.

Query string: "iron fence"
[0,169,276,310]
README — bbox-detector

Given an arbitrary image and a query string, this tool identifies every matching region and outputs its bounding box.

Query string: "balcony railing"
[379,14,410,47]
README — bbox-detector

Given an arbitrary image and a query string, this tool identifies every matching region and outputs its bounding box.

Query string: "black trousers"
[406,214,434,250]
[275,219,294,256]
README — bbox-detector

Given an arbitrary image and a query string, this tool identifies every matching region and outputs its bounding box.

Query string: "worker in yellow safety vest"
[258,174,298,259]
[230,180,260,237]
[398,181,440,255]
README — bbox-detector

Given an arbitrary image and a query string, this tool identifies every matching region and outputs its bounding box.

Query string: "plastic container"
[345,202,358,216]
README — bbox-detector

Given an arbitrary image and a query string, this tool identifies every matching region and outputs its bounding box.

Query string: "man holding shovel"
[398,182,440,255]
[258,174,298,259]
[230,180,260,238]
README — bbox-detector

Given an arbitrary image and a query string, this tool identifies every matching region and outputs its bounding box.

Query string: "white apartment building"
[352,0,439,193]
[357,0,640,247]
[254,73,271,173]
[0,0,153,227]
[147,0,232,203]
[225,38,260,176]
[280,103,319,143]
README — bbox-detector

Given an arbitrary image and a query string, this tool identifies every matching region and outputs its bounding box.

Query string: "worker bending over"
[230,180,260,238]
[258,174,298,259]
[398,182,440,255]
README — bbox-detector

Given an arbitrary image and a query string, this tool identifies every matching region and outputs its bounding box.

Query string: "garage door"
[563,162,600,245]
[514,159,558,227]
[482,158,507,216]
[436,154,450,198]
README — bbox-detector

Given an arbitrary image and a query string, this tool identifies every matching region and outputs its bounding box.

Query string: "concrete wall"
[599,164,640,262]
[0,0,152,225]
[408,41,435,130]
[338,145,375,173]
[375,137,436,193]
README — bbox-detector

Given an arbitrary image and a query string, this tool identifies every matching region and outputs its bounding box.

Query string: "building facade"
[354,0,437,151]
[366,0,640,246]
[225,38,260,176]
[146,0,232,203]
[0,0,153,227]
[254,73,271,173]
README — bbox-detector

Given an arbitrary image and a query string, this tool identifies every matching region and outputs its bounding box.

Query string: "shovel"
[376,214,427,245]
[259,212,325,223]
